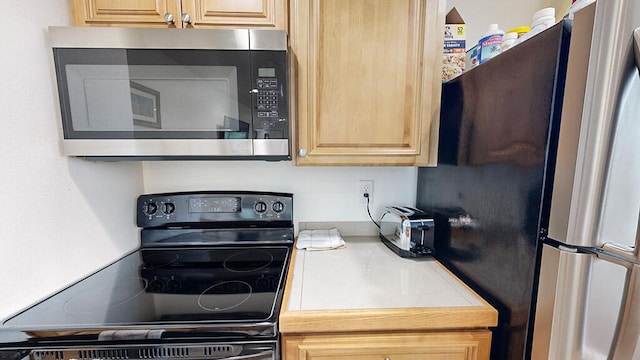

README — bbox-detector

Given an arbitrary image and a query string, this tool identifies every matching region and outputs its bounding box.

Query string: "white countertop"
[286,236,485,311]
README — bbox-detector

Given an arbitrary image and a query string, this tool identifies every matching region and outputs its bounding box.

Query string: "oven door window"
[54,49,252,139]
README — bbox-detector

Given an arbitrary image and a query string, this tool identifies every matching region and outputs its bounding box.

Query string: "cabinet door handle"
[385,357,391,360]
[181,13,192,25]
[164,13,175,24]
[298,149,307,157]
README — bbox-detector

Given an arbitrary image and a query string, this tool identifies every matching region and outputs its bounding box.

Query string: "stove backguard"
[137,191,294,233]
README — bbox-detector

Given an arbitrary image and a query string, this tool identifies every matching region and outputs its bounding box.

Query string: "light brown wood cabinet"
[71,0,287,30]
[289,0,445,166]
[282,332,493,360]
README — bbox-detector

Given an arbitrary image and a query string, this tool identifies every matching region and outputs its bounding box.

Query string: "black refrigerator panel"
[416,22,571,360]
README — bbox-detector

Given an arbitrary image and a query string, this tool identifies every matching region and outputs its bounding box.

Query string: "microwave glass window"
[65,64,243,134]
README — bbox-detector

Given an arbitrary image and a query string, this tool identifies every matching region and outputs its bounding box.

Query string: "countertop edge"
[279,305,498,334]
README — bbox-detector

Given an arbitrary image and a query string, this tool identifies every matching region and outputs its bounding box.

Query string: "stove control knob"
[254,201,267,213]
[272,201,285,213]
[162,202,176,214]
[145,202,158,215]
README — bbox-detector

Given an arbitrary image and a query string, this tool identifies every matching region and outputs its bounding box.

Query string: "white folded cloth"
[296,228,346,251]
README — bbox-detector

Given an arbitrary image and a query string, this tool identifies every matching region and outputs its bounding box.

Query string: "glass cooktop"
[3,247,290,329]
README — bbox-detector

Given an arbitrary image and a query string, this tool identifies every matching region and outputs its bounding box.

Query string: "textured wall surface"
[0,1,143,320]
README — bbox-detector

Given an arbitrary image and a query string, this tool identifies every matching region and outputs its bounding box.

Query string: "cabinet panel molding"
[290,0,445,165]
[182,0,287,29]
[282,331,493,360]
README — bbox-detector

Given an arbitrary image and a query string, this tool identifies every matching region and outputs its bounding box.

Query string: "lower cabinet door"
[281,331,492,360]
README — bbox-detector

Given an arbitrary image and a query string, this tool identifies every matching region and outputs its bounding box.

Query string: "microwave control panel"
[256,78,279,117]
[251,51,288,140]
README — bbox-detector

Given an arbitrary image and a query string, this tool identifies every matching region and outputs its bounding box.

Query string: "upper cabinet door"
[71,0,182,27]
[71,0,287,30]
[181,0,288,30]
[290,0,445,166]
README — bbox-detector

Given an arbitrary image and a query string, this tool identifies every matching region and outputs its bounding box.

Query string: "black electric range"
[0,191,293,360]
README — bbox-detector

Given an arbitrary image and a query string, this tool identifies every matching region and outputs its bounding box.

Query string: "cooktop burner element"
[0,191,294,360]
[224,250,274,272]
[198,281,253,312]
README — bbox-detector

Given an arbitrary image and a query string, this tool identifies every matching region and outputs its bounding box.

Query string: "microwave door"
[55,47,256,157]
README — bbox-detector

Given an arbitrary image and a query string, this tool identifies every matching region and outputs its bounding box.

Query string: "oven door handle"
[225,351,274,360]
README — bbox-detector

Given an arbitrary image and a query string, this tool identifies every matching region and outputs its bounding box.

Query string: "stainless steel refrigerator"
[416,2,640,359]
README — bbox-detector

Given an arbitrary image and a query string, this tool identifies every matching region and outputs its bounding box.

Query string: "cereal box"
[443,7,466,81]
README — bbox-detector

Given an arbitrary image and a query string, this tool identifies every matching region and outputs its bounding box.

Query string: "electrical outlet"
[359,180,374,204]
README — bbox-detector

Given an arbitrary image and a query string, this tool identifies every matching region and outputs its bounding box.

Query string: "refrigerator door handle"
[610,264,640,359]
[634,28,640,75]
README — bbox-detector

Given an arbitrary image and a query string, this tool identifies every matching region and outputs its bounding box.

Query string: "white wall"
[0,1,144,320]
[142,162,417,231]
[447,0,572,46]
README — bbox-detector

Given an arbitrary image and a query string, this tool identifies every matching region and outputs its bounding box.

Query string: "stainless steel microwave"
[49,27,289,160]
